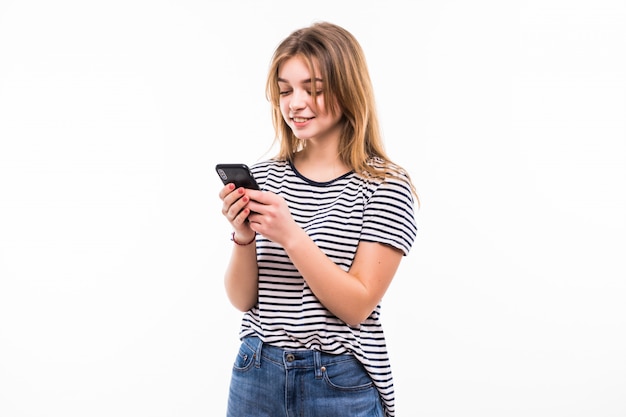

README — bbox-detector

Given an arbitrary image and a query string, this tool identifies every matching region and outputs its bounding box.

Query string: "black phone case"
[215,164,260,190]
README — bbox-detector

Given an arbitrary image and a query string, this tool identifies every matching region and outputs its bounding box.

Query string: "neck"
[293,145,350,182]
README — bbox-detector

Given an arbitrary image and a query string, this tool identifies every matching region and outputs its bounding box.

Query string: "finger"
[218,183,236,200]
[226,193,250,222]
[246,199,263,215]
[247,213,261,230]
[222,187,246,214]
[246,189,264,202]
[221,189,239,217]
[232,206,252,226]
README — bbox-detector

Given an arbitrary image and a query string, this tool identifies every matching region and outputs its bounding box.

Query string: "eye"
[279,90,292,96]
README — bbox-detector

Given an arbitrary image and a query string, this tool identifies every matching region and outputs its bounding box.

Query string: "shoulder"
[361,157,414,199]
[250,158,289,175]
[364,157,411,179]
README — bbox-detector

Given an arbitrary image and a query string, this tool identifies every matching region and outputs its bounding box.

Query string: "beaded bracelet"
[231,231,256,246]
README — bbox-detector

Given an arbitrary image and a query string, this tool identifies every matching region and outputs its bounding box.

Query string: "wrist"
[231,231,256,246]
[281,228,308,253]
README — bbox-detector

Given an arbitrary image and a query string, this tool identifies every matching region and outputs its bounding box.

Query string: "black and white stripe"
[238,158,417,417]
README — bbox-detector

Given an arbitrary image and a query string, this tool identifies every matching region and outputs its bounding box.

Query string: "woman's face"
[277,56,343,143]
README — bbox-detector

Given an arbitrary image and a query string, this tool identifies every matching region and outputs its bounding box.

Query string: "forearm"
[224,241,259,312]
[282,230,372,326]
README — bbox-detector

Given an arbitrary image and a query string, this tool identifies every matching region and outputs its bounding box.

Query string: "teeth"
[293,117,309,123]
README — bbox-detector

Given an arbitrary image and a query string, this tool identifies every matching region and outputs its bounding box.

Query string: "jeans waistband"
[242,336,355,372]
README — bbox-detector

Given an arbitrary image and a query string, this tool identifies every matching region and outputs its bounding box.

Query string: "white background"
[1,1,624,416]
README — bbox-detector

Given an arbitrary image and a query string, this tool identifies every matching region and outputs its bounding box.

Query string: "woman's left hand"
[245,190,300,246]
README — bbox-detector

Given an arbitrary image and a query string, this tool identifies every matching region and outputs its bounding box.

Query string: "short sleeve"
[360,176,417,255]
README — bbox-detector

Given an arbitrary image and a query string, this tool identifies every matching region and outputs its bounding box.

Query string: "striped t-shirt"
[240,157,417,417]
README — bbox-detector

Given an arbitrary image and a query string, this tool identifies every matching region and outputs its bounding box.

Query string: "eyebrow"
[277,77,323,84]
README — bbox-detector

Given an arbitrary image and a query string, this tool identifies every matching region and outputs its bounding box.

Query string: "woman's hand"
[219,183,255,241]
[245,189,301,247]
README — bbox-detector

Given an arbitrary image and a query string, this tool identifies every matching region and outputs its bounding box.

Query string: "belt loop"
[254,337,263,369]
[314,351,322,379]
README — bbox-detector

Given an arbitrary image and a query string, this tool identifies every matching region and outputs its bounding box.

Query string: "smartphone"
[215,163,260,190]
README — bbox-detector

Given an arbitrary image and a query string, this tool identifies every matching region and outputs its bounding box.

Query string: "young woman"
[218,21,418,417]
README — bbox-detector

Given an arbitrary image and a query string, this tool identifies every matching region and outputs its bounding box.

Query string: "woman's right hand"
[219,183,255,241]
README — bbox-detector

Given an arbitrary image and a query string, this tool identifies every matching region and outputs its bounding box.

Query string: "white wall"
[1,1,624,416]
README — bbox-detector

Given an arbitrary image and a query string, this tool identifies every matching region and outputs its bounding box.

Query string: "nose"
[288,89,306,112]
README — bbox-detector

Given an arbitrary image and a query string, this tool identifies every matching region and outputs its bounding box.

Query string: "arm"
[246,189,403,326]
[219,184,259,312]
[285,231,403,326]
[223,236,258,312]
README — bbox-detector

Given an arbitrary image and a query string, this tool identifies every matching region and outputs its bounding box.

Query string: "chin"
[290,130,312,141]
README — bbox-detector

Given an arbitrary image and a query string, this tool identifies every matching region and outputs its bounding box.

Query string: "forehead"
[277,56,321,81]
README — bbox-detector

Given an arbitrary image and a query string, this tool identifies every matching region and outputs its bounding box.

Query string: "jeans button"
[286,354,295,362]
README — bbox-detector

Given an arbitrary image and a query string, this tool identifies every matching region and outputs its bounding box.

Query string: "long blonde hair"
[265,22,418,200]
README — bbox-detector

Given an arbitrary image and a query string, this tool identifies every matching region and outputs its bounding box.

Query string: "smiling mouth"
[292,117,313,123]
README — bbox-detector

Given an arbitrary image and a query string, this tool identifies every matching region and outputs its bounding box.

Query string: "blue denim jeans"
[226,336,384,417]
